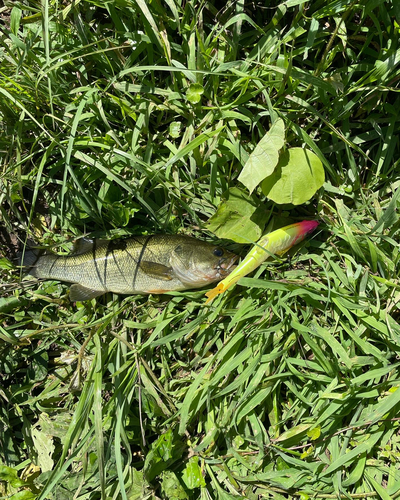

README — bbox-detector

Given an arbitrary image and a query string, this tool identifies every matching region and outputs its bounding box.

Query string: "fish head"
[170,239,238,287]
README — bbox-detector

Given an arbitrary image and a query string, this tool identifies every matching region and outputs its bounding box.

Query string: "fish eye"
[213,247,224,257]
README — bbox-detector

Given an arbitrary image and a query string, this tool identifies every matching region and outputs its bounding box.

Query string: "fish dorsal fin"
[139,261,174,281]
[70,284,105,302]
[72,238,96,255]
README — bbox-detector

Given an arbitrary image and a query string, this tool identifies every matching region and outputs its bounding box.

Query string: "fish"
[20,235,238,301]
[205,220,319,303]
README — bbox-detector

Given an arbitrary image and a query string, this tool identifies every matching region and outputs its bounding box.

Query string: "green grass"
[1,0,400,498]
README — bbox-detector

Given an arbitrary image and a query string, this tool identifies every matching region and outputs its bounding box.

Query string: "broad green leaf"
[307,427,321,441]
[32,427,55,472]
[161,471,189,499]
[127,468,152,500]
[153,428,173,462]
[182,456,206,489]
[238,118,285,193]
[9,492,37,500]
[144,428,186,481]
[186,83,204,104]
[262,147,325,205]
[10,7,22,35]
[169,121,181,138]
[0,465,26,488]
[38,413,72,445]
[276,456,290,470]
[0,297,28,316]
[206,187,265,243]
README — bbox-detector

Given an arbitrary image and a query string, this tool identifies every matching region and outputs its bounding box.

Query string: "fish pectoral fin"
[69,284,105,302]
[139,261,174,281]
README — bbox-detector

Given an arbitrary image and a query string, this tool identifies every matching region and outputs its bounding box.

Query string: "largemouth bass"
[21,235,238,301]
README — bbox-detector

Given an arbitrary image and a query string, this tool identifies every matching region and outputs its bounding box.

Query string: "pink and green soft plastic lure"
[205,220,319,303]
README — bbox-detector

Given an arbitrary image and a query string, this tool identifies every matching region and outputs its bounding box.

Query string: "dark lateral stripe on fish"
[49,255,61,276]
[91,239,107,290]
[104,239,127,289]
[132,235,153,290]
[106,240,127,290]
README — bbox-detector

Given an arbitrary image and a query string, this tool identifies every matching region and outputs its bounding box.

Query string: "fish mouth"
[216,254,239,277]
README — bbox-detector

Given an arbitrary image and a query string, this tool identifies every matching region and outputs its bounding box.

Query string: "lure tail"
[205,282,225,303]
[205,220,319,304]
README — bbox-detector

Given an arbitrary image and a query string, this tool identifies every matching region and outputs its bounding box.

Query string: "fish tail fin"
[17,241,43,277]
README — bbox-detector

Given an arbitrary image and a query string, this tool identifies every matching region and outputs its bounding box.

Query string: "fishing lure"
[205,220,319,303]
